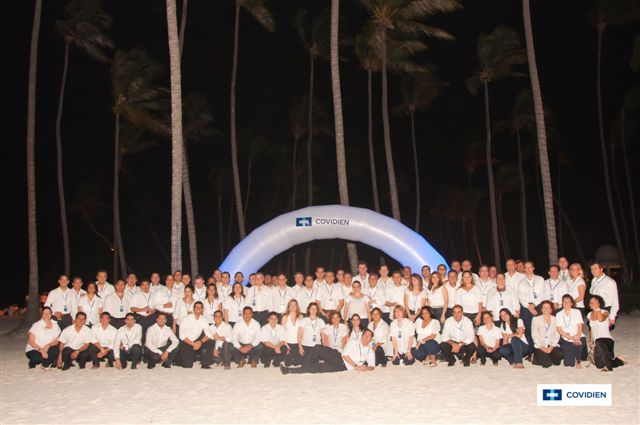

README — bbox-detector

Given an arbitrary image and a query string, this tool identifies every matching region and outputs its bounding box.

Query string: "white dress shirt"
[342,340,375,370]
[224,296,248,323]
[477,324,503,347]
[567,277,586,308]
[202,297,224,324]
[70,288,87,308]
[178,314,213,341]
[25,320,60,352]
[500,318,528,344]
[445,283,460,308]
[296,288,318,313]
[555,308,585,341]
[405,290,427,313]
[114,324,143,358]
[543,279,569,304]
[389,318,416,354]
[102,292,129,319]
[589,275,619,320]
[246,285,273,312]
[44,287,76,316]
[485,287,519,318]
[59,325,92,350]
[322,323,348,352]
[441,316,475,345]
[476,279,497,298]
[505,271,525,291]
[384,283,407,314]
[192,285,207,302]
[260,323,286,345]
[531,315,560,349]
[587,310,613,341]
[364,284,386,311]
[152,286,179,315]
[130,291,154,316]
[149,283,165,298]
[367,320,391,356]
[124,285,139,305]
[210,321,233,350]
[318,283,344,311]
[426,286,447,308]
[77,294,103,326]
[300,317,325,346]
[91,323,117,349]
[232,319,261,348]
[145,323,179,354]
[454,286,483,313]
[173,298,196,325]
[517,275,545,308]
[271,286,295,315]
[415,317,442,343]
[96,282,115,299]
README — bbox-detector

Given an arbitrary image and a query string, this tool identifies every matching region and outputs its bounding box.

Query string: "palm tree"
[54,0,113,275]
[111,48,170,278]
[395,68,447,232]
[467,26,526,267]
[592,0,640,283]
[229,0,274,240]
[179,0,188,59]
[361,0,460,223]
[522,0,558,265]
[22,0,42,329]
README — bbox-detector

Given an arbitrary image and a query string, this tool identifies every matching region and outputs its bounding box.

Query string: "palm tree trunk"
[483,81,500,266]
[596,25,628,283]
[461,218,469,260]
[230,2,246,240]
[307,55,315,208]
[113,113,127,278]
[179,0,187,60]
[523,0,558,265]
[243,155,253,221]
[620,109,640,273]
[218,195,224,262]
[167,0,184,272]
[553,196,587,266]
[182,145,198,275]
[380,30,401,222]
[22,0,42,329]
[138,206,170,267]
[410,110,420,232]
[471,217,483,265]
[516,128,529,260]
[367,69,381,213]
[330,0,358,273]
[55,41,71,276]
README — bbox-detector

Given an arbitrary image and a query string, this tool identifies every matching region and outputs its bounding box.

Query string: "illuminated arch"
[219,205,447,283]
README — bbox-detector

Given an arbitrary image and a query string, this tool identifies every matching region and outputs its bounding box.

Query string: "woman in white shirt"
[555,294,586,368]
[476,311,503,366]
[348,314,364,342]
[322,311,348,353]
[173,285,196,333]
[367,308,390,366]
[587,295,627,371]
[390,305,416,366]
[203,283,223,325]
[567,263,587,316]
[282,299,303,366]
[77,282,103,327]
[223,283,247,327]
[498,308,530,368]
[531,300,563,368]
[455,271,483,327]
[345,281,371,328]
[411,306,441,366]
[25,307,61,369]
[426,272,448,324]
[404,274,427,321]
[298,302,325,359]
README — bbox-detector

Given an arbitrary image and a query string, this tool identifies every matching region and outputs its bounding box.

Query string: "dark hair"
[419,306,433,319]
[125,313,135,320]
[539,300,554,312]
[41,306,52,314]
[231,282,245,298]
[561,294,576,308]
[193,301,204,309]
[156,312,166,320]
[452,304,463,313]
[363,329,373,338]
[349,314,363,336]
[100,311,111,319]
[358,261,368,267]
[207,283,219,299]
[371,307,383,317]
[184,284,195,293]
[549,264,560,271]
[499,308,518,334]
[369,272,379,279]
[306,301,319,316]
[481,311,493,321]
[268,311,279,319]
[75,312,87,320]
[242,306,253,314]
[589,294,605,309]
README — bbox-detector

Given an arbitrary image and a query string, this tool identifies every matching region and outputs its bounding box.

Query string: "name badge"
[550,294,554,301]
[544,336,549,346]
[312,334,317,342]
[329,298,334,303]
[280,303,285,311]
[237,310,242,317]
[63,305,68,312]
[119,305,124,313]
[252,299,256,307]
[499,300,504,307]
[533,292,538,300]
[398,331,402,339]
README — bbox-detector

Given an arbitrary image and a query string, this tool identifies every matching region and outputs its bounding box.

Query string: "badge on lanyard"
[533,292,538,300]
[237,309,242,317]
[312,334,317,342]
[119,305,124,313]
[550,294,554,301]
[252,298,256,307]
[499,299,504,307]
[280,303,285,311]
[63,305,68,312]
[398,330,402,339]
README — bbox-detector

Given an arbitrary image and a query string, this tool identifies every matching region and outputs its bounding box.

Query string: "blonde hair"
[569,263,584,278]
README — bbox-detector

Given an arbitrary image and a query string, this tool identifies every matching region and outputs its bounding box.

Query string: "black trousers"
[117,345,142,369]
[431,307,445,322]
[392,352,415,366]
[260,344,289,366]
[439,342,476,365]
[176,340,214,368]
[88,344,115,366]
[253,311,269,326]
[26,346,59,368]
[374,346,387,366]
[135,313,156,344]
[477,345,502,363]
[144,342,179,367]
[381,313,392,325]
[229,343,263,364]
[284,343,302,366]
[212,342,233,367]
[288,345,347,374]
[533,347,564,368]
[110,317,126,329]
[61,346,91,369]
[560,337,587,367]
[594,338,624,370]
[53,314,72,331]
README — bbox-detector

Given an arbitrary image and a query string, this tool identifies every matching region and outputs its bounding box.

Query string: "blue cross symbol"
[296,217,312,227]
[543,389,562,401]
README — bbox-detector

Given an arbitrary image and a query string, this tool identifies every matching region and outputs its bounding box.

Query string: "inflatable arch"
[219,205,448,284]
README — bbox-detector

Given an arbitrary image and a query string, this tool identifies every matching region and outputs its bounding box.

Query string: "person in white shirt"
[153,275,179,328]
[439,305,476,367]
[297,302,326,359]
[217,272,233,301]
[129,280,156,340]
[345,281,371,327]
[296,275,317,315]
[317,271,344,320]
[230,307,263,368]
[77,282,103,327]
[340,273,354,313]
[113,313,143,369]
[425,272,448,324]
[498,308,530,368]
[401,266,412,286]
[476,265,496,299]
[88,312,117,368]
[484,274,519,323]
[290,272,305,297]
[437,264,448,283]
[272,273,295,316]
[454,271,483,327]
[587,295,627,371]
[420,265,432,287]
[444,270,459,318]
[384,271,406,324]
[178,273,190,296]
[258,311,289,367]
[368,308,390,366]
[312,267,327,289]
[460,260,480,286]
[176,302,214,368]
[70,277,87,309]
[281,299,304,366]
[44,275,75,330]
[404,274,427,321]
[543,265,568,310]
[489,266,498,281]
[201,283,223,325]
[531,300,563,368]
[556,294,586,368]
[322,311,349,353]
[589,262,620,328]
[364,273,385,313]
[476,311,502,366]
[192,275,208,302]
[377,265,393,290]
[224,282,248,327]
[246,273,272,325]
[567,263,587,316]
[123,273,139,305]
[517,261,545,346]
[95,270,115,299]
[411,306,442,366]
[210,310,234,369]
[341,329,376,372]
[103,280,129,328]
[389,305,416,366]
[144,312,179,369]
[504,259,525,291]
[25,307,60,369]
[355,262,370,288]
[57,312,92,370]
[173,284,196,331]
[234,271,245,287]
[558,256,570,283]
[336,269,345,286]
[348,314,365,343]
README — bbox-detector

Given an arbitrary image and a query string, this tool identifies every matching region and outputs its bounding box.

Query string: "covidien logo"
[537,384,611,406]
[542,389,562,401]
[296,217,312,227]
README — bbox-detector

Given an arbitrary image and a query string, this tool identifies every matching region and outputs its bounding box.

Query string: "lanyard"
[124,327,134,346]
[479,280,488,294]
[310,319,318,334]
[61,290,69,307]
[208,299,217,312]
[127,288,136,297]
[143,292,151,305]
[326,284,335,298]
[456,320,463,339]
[270,326,278,343]
[98,284,106,297]
[370,287,377,299]
[412,292,420,311]
[358,343,370,363]
[278,288,288,303]
[305,289,315,302]
[562,312,572,330]
[548,280,560,293]
[332,326,340,344]
[544,320,552,337]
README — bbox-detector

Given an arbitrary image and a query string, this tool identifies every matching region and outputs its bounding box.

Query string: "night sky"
[3,0,638,307]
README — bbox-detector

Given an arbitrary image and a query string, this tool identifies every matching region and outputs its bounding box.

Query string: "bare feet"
[617,355,628,365]
[238,360,246,368]
[575,362,581,369]
[513,363,525,369]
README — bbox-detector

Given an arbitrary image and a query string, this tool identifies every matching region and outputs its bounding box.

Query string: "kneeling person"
[259,312,289,367]
[210,310,233,369]
[439,305,476,367]
[230,307,263,368]
[57,312,92,370]
[145,313,179,369]
[114,313,143,369]
[89,312,117,368]
[176,302,215,368]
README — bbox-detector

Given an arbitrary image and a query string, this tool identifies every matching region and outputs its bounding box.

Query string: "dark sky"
[2,0,638,306]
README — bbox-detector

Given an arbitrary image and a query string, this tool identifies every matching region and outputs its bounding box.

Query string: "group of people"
[26,257,627,374]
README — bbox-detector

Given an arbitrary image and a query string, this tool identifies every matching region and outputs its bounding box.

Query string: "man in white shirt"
[230,307,263,368]
[95,270,115,299]
[144,312,179,369]
[504,259,525,291]
[124,273,139,304]
[485,273,519,321]
[558,257,570,283]
[313,267,327,289]
[445,270,459,318]
[544,265,568,310]
[245,272,272,325]
[149,272,164,297]
[364,273,385,312]
[296,275,317,314]
[459,260,480,285]
[383,271,406,323]
[517,261,545,346]
[57,312,92,370]
[377,265,393,290]
[192,275,208,302]
[272,274,295,316]
[88,312,117,368]
[130,279,156,341]
[70,277,86,309]
[589,262,620,328]
[153,275,178,328]
[342,329,376,372]
[291,272,305,297]
[114,313,143,369]
[476,265,496,298]
[317,271,344,320]
[355,262,369,288]
[439,305,476,367]
[210,310,233,369]
[258,312,288,367]
[176,302,214,368]
[103,280,129,328]
[44,275,75,330]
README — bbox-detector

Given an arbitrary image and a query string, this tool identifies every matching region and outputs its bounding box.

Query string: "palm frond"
[396,0,462,21]
[242,0,275,32]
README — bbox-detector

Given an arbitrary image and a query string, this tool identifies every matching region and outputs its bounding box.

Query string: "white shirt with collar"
[500,318,528,345]
[178,314,213,341]
[367,319,391,356]
[210,321,233,350]
[71,288,87,307]
[145,323,179,354]
[216,283,233,302]
[322,323,349,352]
[44,287,76,316]
[354,273,369,288]
[202,297,224,324]
[91,323,117,349]
[389,318,416,354]
[567,277,586,308]
[260,323,286,346]
[454,286,484,313]
[78,294,103,326]
[555,308,585,341]
[364,284,386,311]
[130,291,154,316]
[223,296,248,324]
[173,298,196,325]
[102,292,130,319]
[312,279,327,290]
[377,276,393,291]
[59,324,93,350]
[152,286,179,315]
[517,275,545,308]
[318,283,343,311]
[113,324,143,358]
[476,279,497,298]
[149,283,165,298]
[192,285,207,303]
[477,324,503,347]
[543,279,568,304]
[441,316,475,345]
[96,282,115,299]
[26,319,61,352]
[531,315,561,349]
[384,283,407,314]
[232,319,261,348]
[300,317,325,346]
[589,274,619,320]
[124,285,139,304]
[246,285,273,312]
[445,283,460,308]
[271,286,295,315]
[415,317,442,344]
[296,287,318,313]
[342,339,375,370]
[505,271,525,291]
[485,287,519,318]
[558,269,570,284]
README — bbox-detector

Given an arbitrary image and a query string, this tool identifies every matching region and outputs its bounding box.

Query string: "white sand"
[1,316,638,425]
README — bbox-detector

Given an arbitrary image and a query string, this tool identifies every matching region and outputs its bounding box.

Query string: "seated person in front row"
[57,311,92,370]
[144,312,179,369]
[476,311,502,366]
[88,312,117,368]
[259,311,289,367]
[439,305,476,367]
[230,307,263,368]
[114,313,143,370]
[531,300,564,368]
[25,306,60,369]
[176,301,215,368]
[210,310,234,369]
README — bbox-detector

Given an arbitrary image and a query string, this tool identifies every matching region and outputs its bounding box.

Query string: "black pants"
[61,346,91,369]
[287,346,347,374]
[253,311,269,327]
[260,344,289,367]
[229,344,263,365]
[88,344,115,366]
[176,340,214,368]
[439,342,476,365]
[212,342,233,367]
[144,342,179,368]
[445,308,454,319]
[374,346,387,366]
[560,337,587,367]
[476,345,502,364]
[594,338,624,370]
[381,313,392,325]
[533,347,564,368]
[431,307,445,322]
[392,352,415,366]
[284,343,302,366]
[26,346,59,368]
[53,314,72,331]
[117,344,142,369]
[110,317,125,329]
[135,313,156,344]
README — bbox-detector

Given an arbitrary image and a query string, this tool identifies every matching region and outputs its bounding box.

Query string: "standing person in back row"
[589,262,619,329]
[272,274,295,316]
[246,273,272,326]
[517,261,545,346]
[103,280,129,329]
[44,275,75,330]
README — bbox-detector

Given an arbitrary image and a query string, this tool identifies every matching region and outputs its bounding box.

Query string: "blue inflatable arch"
[219,205,448,283]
